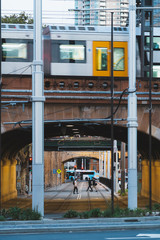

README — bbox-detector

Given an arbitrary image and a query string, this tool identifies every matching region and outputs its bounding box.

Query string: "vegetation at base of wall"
[63,209,79,218]
[0,207,41,221]
[0,216,6,221]
[63,206,155,218]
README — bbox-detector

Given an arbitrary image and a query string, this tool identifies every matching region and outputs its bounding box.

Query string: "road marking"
[106,237,147,239]
[106,234,160,239]
[137,234,160,238]
[77,194,81,199]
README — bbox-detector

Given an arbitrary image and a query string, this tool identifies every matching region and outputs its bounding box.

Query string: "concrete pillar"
[128,0,138,209]
[32,0,45,216]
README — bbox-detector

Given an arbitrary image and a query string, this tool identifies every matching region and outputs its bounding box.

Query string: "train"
[1,23,160,78]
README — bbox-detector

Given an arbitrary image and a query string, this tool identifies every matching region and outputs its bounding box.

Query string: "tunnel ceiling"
[1,120,160,159]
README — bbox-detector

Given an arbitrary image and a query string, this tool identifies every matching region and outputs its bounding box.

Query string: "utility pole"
[32,0,45,217]
[128,0,138,209]
[111,11,114,214]
[0,0,1,211]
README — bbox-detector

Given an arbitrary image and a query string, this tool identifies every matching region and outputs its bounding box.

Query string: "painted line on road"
[105,237,148,239]
[106,233,160,239]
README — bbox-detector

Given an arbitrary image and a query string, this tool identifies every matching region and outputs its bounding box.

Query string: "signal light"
[29,157,32,166]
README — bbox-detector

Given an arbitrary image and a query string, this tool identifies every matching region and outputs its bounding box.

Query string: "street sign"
[53,169,57,174]
[57,169,61,174]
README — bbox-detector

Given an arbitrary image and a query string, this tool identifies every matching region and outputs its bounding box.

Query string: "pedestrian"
[86,178,93,192]
[25,184,28,194]
[92,177,97,192]
[73,178,78,194]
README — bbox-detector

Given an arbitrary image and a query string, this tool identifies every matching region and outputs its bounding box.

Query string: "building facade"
[75,0,129,26]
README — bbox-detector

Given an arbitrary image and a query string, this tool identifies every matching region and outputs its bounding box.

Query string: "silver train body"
[1,24,160,78]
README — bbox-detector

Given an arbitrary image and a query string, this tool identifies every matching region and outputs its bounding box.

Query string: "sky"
[1,0,75,25]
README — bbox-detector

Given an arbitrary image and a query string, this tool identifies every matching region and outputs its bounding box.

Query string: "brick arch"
[60,151,100,163]
[2,103,160,160]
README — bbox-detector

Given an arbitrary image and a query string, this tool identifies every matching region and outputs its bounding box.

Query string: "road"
[1,229,160,240]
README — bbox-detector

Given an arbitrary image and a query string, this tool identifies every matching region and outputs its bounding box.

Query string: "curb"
[0,216,160,233]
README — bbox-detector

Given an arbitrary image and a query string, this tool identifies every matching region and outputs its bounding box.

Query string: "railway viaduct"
[1,75,160,203]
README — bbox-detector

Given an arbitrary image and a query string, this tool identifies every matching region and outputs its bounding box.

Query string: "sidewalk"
[1,216,160,233]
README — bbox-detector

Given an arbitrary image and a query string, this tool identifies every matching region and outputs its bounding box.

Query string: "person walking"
[86,178,93,192]
[73,178,78,194]
[92,177,97,192]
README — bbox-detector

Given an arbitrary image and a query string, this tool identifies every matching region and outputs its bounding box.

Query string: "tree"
[2,12,33,24]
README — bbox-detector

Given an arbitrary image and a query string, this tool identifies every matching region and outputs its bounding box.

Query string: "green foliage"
[0,216,5,221]
[8,207,21,220]
[20,208,41,220]
[0,207,41,220]
[63,209,79,218]
[153,203,160,211]
[0,208,9,218]
[2,12,33,24]
[64,207,150,219]
[89,208,102,218]
[102,208,112,217]
[79,211,91,219]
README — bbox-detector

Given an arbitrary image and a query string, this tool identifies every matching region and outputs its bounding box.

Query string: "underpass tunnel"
[1,121,160,203]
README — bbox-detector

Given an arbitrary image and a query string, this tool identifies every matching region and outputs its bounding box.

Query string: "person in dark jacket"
[86,178,93,192]
[92,177,97,192]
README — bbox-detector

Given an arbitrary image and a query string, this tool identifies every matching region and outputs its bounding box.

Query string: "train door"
[93,41,128,77]
[93,41,110,76]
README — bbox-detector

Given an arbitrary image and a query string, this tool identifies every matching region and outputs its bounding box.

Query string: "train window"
[59,26,66,30]
[114,48,124,71]
[8,25,16,29]
[1,25,6,28]
[113,42,128,77]
[51,26,57,30]
[146,37,160,50]
[2,39,33,62]
[27,25,34,29]
[69,26,76,30]
[96,47,107,71]
[60,45,85,61]
[147,66,160,78]
[19,25,26,29]
[78,27,85,30]
[51,40,86,63]
[87,27,95,31]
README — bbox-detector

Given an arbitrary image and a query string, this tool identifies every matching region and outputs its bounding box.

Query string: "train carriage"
[2,24,34,75]
[43,25,129,77]
[1,23,160,80]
